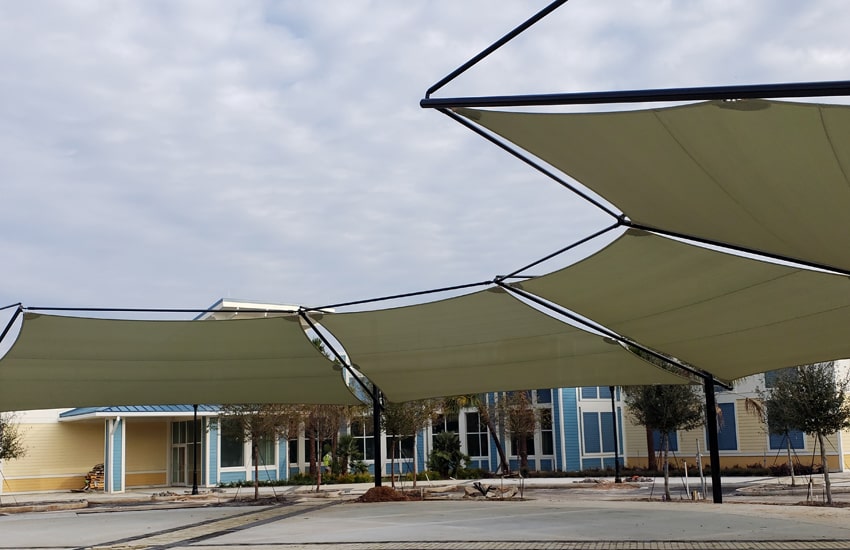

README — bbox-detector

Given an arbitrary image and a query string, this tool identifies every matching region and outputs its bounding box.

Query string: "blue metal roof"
[60,404,221,418]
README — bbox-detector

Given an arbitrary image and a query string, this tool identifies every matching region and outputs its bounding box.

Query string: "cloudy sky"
[2,0,849,324]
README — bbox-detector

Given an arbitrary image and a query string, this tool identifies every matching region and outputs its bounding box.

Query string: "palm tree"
[443,394,510,475]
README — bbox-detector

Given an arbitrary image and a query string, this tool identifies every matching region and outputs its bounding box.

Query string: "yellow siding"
[126,472,167,487]
[126,422,167,472]
[4,422,103,478]
[3,476,83,493]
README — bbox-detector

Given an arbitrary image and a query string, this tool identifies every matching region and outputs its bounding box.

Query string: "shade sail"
[0,313,361,412]
[518,230,850,383]
[319,288,689,402]
[456,100,850,273]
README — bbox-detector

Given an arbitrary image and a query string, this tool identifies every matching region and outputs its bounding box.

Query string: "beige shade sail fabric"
[319,288,689,403]
[518,230,850,383]
[0,313,361,412]
[455,100,850,273]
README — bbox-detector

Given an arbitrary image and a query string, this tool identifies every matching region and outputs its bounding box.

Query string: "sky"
[2,0,850,325]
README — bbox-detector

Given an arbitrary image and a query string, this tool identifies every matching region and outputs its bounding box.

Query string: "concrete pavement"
[2,475,850,550]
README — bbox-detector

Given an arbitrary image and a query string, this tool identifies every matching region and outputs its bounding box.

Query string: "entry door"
[171,445,187,485]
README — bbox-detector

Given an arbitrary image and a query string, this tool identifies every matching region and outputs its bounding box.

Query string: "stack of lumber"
[84,463,104,491]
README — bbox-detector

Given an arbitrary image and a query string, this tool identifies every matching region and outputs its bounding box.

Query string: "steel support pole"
[372,385,383,487]
[192,404,199,495]
[703,378,723,503]
[609,386,622,483]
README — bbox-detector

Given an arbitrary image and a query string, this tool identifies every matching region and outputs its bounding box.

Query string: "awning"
[319,287,689,403]
[455,100,850,273]
[0,313,361,412]
[518,229,850,383]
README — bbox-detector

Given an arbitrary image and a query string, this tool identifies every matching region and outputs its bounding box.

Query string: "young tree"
[381,399,440,487]
[623,385,704,500]
[218,404,300,500]
[302,404,350,491]
[443,394,510,475]
[763,362,850,505]
[499,391,538,474]
[0,412,26,462]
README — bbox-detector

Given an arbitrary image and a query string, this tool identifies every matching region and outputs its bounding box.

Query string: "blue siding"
[208,420,219,484]
[583,457,602,469]
[220,471,247,484]
[539,458,554,471]
[112,419,123,491]
[562,389,580,471]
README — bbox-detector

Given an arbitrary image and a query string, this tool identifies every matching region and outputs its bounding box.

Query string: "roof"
[60,404,221,420]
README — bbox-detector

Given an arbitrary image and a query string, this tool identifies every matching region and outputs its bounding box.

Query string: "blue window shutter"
[716,403,737,450]
[653,429,678,452]
[600,412,615,452]
[583,412,601,453]
[770,430,804,450]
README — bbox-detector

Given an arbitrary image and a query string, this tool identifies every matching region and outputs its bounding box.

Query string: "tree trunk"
[315,432,323,492]
[663,433,671,501]
[412,433,418,488]
[646,427,657,471]
[786,435,796,487]
[308,433,317,477]
[482,411,510,475]
[252,443,260,500]
[817,432,832,505]
[519,436,529,473]
[389,436,396,488]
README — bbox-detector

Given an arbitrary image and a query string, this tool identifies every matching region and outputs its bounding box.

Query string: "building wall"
[1,411,103,493]
[125,421,168,487]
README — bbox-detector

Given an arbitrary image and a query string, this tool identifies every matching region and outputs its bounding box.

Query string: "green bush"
[428,431,468,478]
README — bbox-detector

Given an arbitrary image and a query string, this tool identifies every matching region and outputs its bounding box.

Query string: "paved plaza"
[2,477,850,549]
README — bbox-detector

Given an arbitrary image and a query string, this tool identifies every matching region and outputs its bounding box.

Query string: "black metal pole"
[192,404,199,495]
[372,385,383,487]
[425,0,569,98]
[703,378,723,503]
[0,306,22,347]
[610,386,622,483]
[422,79,850,108]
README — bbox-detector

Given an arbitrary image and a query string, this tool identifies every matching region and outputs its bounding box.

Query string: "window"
[465,411,489,457]
[288,439,299,464]
[253,437,275,466]
[535,389,552,404]
[764,367,795,388]
[582,411,617,454]
[581,386,613,400]
[715,403,738,451]
[350,418,374,460]
[540,408,554,455]
[432,413,459,435]
[652,429,679,452]
[220,418,244,468]
[769,429,804,450]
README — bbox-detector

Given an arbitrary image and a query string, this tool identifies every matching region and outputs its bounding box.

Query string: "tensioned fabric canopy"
[319,287,688,403]
[519,229,850,384]
[0,313,361,411]
[455,100,850,273]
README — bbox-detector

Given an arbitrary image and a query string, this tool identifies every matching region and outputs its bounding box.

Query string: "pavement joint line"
[84,501,341,550]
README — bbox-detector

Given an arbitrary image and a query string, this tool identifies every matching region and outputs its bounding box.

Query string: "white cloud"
[0,0,848,320]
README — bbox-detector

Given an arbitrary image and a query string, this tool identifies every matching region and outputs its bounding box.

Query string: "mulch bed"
[356,486,422,503]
